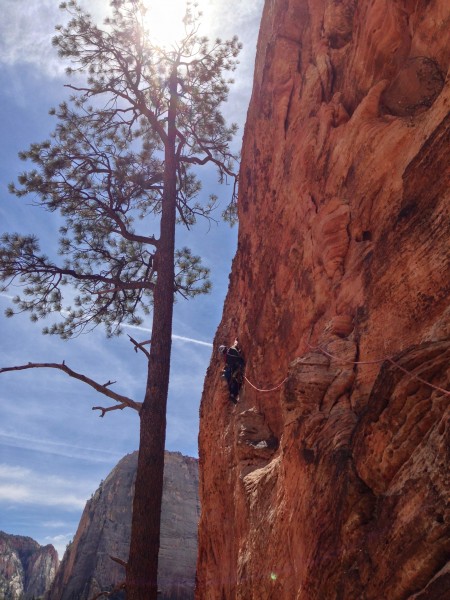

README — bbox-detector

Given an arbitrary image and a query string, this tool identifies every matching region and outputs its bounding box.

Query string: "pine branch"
[0,362,141,412]
[1,247,154,293]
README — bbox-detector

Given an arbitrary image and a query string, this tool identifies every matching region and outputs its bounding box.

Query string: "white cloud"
[0,1,63,74]
[0,430,124,463]
[0,463,92,510]
[0,0,263,85]
[0,484,30,502]
[0,464,28,478]
[45,533,74,557]
[0,0,112,76]
[43,532,74,559]
[42,520,68,528]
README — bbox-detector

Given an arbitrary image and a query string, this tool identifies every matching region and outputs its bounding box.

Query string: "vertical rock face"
[47,451,199,600]
[0,532,58,600]
[197,1,449,599]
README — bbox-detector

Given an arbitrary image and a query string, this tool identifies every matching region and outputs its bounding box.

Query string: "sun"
[143,0,195,48]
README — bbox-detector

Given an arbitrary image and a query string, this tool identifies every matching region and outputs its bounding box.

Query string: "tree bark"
[126,69,178,600]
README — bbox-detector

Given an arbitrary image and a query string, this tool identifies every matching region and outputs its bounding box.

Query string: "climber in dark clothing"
[219,340,245,404]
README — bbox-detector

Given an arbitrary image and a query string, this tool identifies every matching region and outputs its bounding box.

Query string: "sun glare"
[143,0,205,48]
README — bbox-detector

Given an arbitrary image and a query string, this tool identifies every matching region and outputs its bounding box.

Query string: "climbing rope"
[244,375,288,393]
[308,343,450,397]
[243,356,310,393]
[241,344,450,397]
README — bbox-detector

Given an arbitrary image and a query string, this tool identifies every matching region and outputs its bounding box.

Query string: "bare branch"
[0,362,141,412]
[110,555,127,568]
[128,334,151,359]
[102,380,116,388]
[92,402,134,417]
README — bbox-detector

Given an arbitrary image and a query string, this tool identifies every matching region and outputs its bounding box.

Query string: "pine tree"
[0,1,241,598]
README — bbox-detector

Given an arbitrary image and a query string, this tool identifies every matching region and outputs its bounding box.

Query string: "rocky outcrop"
[197,1,449,599]
[48,451,199,600]
[0,532,58,600]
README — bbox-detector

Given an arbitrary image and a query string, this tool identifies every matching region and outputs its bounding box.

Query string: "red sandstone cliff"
[197,1,449,598]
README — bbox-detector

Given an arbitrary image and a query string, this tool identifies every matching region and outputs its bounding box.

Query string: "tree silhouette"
[0,1,241,598]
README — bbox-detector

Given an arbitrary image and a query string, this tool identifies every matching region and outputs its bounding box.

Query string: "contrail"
[0,293,213,348]
[172,334,213,348]
[125,323,213,347]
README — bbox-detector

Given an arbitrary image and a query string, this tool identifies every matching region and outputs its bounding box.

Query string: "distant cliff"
[0,532,58,600]
[48,451,199,600]
[197,0,449,598]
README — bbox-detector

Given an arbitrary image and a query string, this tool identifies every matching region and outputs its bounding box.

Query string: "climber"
[218,339,245,404]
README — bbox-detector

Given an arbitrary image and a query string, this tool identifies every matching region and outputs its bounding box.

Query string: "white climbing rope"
[243,375,288,393]
[241,346,450,397]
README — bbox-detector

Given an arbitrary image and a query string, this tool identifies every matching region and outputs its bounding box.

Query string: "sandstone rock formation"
[0,532,58,600]
[197,1,449,598]
[47,451,199,600]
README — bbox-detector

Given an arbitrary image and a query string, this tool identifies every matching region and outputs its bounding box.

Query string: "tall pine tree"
[0,1,241,597]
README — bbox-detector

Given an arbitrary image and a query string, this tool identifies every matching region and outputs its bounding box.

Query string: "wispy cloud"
[45,532,74,558]
[0,1,108,77]
[0,463,91,510]
[44,532,74,558]
[0,430,123,463]
[0,1,63,74]
[42,520,69,529]
[0,0,263,80]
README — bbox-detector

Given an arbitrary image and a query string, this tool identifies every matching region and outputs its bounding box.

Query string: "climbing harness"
[231,368,244,387]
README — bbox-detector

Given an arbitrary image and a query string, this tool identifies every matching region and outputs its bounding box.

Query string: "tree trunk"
[126,70,178,600]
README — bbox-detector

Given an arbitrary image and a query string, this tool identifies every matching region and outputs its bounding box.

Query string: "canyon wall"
[48,451,199,600]
[197,1,450,599]
[0,532,58,600]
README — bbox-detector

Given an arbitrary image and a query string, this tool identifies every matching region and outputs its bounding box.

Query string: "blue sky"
[0,0,263,557]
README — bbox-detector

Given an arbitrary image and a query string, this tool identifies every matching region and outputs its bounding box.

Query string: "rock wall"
[48,451,199,600]
[0,532,58,600]
[197,1,449,599]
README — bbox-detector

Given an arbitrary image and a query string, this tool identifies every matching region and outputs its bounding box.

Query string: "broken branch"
[92,402,140,417]
[109,555,127,568]
[127,334,151,358]
[102,379,117,388]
